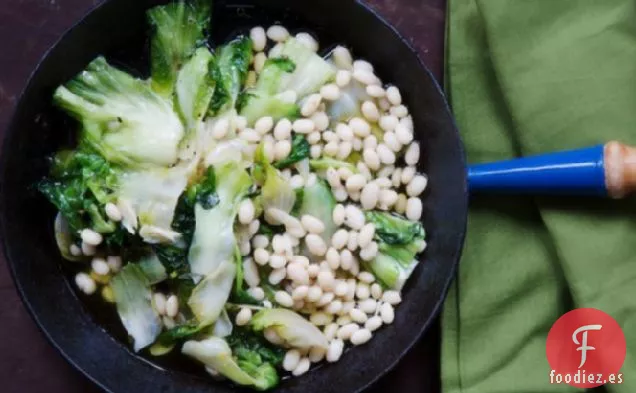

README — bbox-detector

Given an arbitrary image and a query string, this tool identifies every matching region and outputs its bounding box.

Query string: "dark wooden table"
[0,0,447,391]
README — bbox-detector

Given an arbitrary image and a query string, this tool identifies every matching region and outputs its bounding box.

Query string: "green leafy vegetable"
[296,179,336,257]
[53,213,82,261]
[363,211,426,290]
[39,149,120,235]
[208,36,253,115]
[365,211,425,245]
[53,57,185,167]
[182,336,279,390]
[253,57,297,95]
[111,263,162,352]
[250,308,328,350]
[254,144,296,222]
[175,47,216,131]
[138,253,168,284]
[147,0,211,95]
[273,134,310,169]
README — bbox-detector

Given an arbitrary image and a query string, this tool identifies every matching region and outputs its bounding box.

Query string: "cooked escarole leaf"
[188,162,252,277]
[54,213,83,261]
[273,134,310,169]
[309,157,358,173]
[175,47,216,132]
[253,144,296,222]
[188,261,236,325]
[297,179,337,248]
[39,149,120,236]
[365,211,425,245]
[363,211,426,290]
[208,36,253,115]
[147,0,211,96]
[275,38,336,98]
[54,57,185,168]
[250,308,328,350]
[238,57,301,125]
[182,336,279,390]
[111,263,162,351]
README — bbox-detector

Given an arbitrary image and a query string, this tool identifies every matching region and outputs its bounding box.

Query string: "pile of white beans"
[227,25,427,376]
[70,24,428,379]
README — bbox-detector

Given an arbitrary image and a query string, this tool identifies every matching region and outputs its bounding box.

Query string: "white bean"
[334,280,349,297]
[324,141,339,157]
[361,101,380,122]
[332,204,345,226]
[307,285,323,302]
[400,166,416,184]
[275,291,294,307]
[337,323,360,340]
[248,287,266,301]
[326,339,345,362]
[380,302,395,324]
[292,119,315,134]
[301,94,322,117]
[338,167,354,181]
[324,323,339,341]
[255,116,274,135]
[384,131,402,152]
[253,52,267,73]
[333,187,348,202]
[254,248,270,266]
[325,300,343,315]
[347,231,358,251]
[250,26,267,51]
[360,182,380,210]
[310,144,322,159]
[244,258,261,288]
[239,128,261,143]
[305,234,327,256]
[349,308,368,324]
[353,60,374,72]
[273,118,292,140]
[325,247,340,270]
[336,142,353,160]
[349,117,371,138]
[383,290,402,305]
[376,143,396,164]
[80,229,102,246]
[69,244,82,257]
[75,273,96,295]
[283,349,301,371]
[352,138,363,151]
[359,241,378,261]
[91,257,109,276]
[357,224,375,249]
[236,308,253,326]
[295,32,318,52]
[335,123,354,142]
[269,268,287,285]
[317,270,335,291]
[345,205,365,230]
[365,316,383,332]
[292,358,311,377]
[339,249,354,271]
[104,203,122,222]
[379,189,399,207]
[363,148,381,171]
[405,142,420,165]
[336,69,352,87]
[267,25,290,42]
[401,115,414,130]
[274,140,292,161]
[370,283,383,300]
[320,84,341,101]
[269,255,287,269]
[317,292,335,308]
[353,69,380,85]
[345,174,366,193]
[331,229,349,250]
[407,175,428,197]
[363,135,378,150]
[332,46,353,69]
[166,295,179,318]
[292,285,310,300]
[153,293,167,315]
[311,111,330,131]
[350,328,372,345]
[238,199,255,225]
[386,86,402,105]
[406,197,423,221]
[391,105,409,118]
[366,84,385,98]
[301,215,325,234]
[359,298,378,314]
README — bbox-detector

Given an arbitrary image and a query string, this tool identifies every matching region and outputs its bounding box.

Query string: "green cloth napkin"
[442,1,636,392]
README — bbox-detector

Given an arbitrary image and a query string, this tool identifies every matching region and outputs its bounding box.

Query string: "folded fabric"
[442,1,636,392]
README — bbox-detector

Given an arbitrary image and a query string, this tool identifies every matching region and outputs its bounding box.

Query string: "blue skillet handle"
[467,142,634,198]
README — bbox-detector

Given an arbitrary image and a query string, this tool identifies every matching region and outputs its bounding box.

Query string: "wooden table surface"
[0,0,447,391]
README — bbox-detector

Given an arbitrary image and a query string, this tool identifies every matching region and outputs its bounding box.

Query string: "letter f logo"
[572,324,602,368]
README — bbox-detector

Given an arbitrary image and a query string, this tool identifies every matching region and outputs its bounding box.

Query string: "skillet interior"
[0,0,467,391]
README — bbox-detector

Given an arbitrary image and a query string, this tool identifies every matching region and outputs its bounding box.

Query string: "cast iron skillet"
[0,0,467,391]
